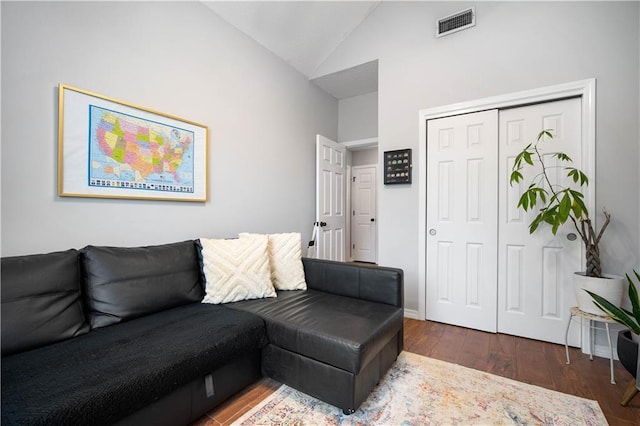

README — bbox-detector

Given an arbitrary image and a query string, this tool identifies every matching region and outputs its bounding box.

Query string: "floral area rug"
[233,351,607,425]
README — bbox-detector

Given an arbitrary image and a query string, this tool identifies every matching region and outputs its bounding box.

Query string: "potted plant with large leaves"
[587,271,640,405]
[587,271,640,335]
[510,130,625,314]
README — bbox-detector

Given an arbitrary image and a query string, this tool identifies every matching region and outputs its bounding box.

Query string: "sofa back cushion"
[82,241,203,328]
[1,249,89,356]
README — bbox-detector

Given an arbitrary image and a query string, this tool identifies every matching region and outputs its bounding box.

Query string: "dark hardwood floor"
[195,318,640,425]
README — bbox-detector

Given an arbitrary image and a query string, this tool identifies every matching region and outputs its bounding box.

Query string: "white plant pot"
[574,272,625,316]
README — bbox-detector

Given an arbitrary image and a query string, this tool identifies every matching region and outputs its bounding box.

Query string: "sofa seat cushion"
[227,289,403,374]
[1,303,267,426]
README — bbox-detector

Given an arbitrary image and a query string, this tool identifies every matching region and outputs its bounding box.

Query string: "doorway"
[351,164,377,263]
[315,135,379,263]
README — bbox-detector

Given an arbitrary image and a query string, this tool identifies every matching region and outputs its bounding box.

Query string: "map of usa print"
[88,105,195,193]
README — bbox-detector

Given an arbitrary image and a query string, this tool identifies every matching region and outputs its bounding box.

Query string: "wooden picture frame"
[58,84,208,202]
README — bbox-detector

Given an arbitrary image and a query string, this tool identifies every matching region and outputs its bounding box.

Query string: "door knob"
[567,233,577,241]
[370,218,375,222]
[429,229,437,236]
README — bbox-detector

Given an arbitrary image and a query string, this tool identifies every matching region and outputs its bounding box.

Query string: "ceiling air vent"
[436,7,475,38]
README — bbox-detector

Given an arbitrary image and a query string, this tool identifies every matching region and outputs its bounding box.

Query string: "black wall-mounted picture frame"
[384,149,412,184]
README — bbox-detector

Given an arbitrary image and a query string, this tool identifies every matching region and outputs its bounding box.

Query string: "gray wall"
[314,1,640,312]
[1,1,337,256]
[338,91,378,142]
[351,148,378,167]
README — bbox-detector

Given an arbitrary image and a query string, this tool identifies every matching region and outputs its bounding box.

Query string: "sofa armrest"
[301,257,403,308]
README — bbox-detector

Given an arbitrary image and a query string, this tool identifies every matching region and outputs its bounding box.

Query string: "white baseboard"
[404,308,421,320]
[399,311,618,360]
[583,343,620,361]
[579,322,623,361]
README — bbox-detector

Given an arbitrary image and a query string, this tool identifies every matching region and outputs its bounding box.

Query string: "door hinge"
[352,176,356,182]
[353,210,356,216]
[353,244,355,249]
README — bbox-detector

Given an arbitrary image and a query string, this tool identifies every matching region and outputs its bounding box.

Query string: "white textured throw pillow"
[241,232,307,291]
[200,235,276,304]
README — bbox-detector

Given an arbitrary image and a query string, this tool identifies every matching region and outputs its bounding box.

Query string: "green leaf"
[538,189,547,204]
[510,170,523,185]
[571,199,583,219]
[528,189,537,207]
[530,188,548,208]
[558,193,571,223]
[517,192,529,211]
[628,271,640,327]
[579,171,589,186]
[567,168,579,183]
[586,290,640,333]
[523,151,534,166]
[569,191,587,219]
[555,152,573,162]
[543,206,558,225]
[537,130,553,141]
[570,190,584,199]
[565,169,589,187]
[529,214,544,234]
[512,153,523,170]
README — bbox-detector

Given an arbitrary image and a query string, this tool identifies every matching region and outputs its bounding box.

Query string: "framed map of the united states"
[58,84,208,202]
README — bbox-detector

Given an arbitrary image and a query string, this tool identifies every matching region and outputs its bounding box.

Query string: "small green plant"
[510,130,610,278]
[587,271,640,334]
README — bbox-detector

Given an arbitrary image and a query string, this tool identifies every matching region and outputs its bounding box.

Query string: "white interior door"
[351,165,377,263]
[315,135,346,261]
[426,110,499,333]
[498,98,582,346]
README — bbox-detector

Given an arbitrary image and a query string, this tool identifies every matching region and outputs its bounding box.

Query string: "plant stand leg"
[605,322,615,384]
[621,380,639,406]
[564,310,574,364]
[589,319,595,361]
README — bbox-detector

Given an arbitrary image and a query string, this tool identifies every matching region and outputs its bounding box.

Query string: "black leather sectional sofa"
[1,240,404,425]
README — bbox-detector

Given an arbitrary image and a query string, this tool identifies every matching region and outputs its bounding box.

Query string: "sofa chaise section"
[227,257,404,414]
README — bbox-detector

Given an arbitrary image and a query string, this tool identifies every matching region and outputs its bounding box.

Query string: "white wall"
[314,1,640,312]
[338,91,378,142]
[351,148,378,167]
[0,1,337,256]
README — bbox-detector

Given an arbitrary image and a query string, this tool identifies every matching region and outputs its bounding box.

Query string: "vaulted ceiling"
[203,1,381,98]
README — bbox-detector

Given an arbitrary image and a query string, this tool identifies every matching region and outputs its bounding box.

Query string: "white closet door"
[498,98,582,346]
[426,110,499,332]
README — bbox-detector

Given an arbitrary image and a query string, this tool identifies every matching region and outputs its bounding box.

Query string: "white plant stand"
[564,306,616,384]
